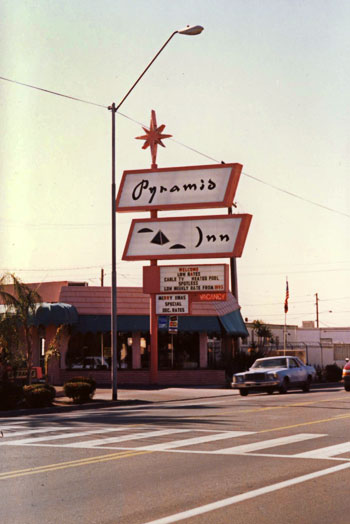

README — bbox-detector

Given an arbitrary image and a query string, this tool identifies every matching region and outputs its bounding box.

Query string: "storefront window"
[207,335,224,369]
[140,334,150,369]
[38,325,46,373]
[158,332,199,369]
[66,332,110,370]
[117,332,132,369]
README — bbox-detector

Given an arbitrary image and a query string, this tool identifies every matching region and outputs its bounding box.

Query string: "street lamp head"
[178,25,204,36]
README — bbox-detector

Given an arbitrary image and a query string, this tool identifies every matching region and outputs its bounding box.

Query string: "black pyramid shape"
[151,230,170,245]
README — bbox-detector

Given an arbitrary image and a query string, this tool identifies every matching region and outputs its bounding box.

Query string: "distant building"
[242,320,350,368]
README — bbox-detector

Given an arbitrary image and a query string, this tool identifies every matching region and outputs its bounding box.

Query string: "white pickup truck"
[232,356,316,396]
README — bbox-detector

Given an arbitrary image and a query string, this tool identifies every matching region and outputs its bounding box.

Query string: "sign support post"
[149,197,159,384]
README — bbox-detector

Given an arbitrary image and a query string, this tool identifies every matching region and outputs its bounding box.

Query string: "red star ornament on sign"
[135,110,172,168]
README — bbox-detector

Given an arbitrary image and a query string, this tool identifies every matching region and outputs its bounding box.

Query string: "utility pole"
[228,205,240,357]
[315,293,319,328]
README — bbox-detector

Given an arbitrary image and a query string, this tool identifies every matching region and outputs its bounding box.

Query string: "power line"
[0,76,107,109]
[1,75,349,220]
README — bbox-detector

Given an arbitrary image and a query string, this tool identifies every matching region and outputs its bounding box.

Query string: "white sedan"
[232,356,316,396]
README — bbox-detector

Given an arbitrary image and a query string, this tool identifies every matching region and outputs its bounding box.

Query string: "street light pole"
[108,25,204,400]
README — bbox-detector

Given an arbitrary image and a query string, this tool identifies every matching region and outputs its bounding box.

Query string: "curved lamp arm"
[110,25,204,112]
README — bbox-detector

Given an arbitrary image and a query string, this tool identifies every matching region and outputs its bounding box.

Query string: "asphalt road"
[1,385,350,524]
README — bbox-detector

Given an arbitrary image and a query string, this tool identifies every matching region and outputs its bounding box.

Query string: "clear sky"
[1,0,349,328]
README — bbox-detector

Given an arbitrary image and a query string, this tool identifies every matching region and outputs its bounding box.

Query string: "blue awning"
[74,315,222,333]
[75,315,149,333]
[219,310,248,337]
[32,303,79,326]
[178,316,222,333]
[73,311,247,336]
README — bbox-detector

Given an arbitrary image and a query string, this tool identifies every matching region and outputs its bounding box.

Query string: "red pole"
[150,292,158,383]
[149,210,158,384]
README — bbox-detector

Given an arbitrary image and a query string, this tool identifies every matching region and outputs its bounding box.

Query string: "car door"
[289,358,305,385]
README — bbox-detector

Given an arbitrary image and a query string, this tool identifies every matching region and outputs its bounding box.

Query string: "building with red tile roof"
[1,281,247,386]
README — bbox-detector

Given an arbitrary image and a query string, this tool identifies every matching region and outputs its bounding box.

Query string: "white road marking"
[65,428,191,448]
[2,427,126,445]
[0,425,27,431]
[295,441,350,459]
[213,433,326,454]
[142,462,350,524]
[132,431,254,451]
[2,424,347,463]
[0,426,81,439]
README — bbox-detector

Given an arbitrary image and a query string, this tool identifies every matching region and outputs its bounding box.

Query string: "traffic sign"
[116,163,242,212]
[122,214,252,261]
[168,315,178,334]
[158,315,168,329]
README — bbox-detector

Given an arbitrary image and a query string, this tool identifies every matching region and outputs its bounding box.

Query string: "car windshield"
[251,358,287,369]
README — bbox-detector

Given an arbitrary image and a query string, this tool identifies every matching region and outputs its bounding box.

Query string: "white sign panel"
[123,214,252,261]
[116,163,242,212]
[156,294,189,315]
[160,265,227,292]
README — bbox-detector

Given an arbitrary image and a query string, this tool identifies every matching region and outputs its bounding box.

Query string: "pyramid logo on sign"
[151,230,169,246]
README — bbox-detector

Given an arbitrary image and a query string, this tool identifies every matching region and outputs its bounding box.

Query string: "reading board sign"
[156,294,189,315]
[143,264,229,294]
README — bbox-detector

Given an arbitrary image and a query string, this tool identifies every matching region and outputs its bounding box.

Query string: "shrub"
[66,376,96,394]
[64,381,94,404]
[0,382,23,410]
[324,364,342,382]
[23,383,56,408]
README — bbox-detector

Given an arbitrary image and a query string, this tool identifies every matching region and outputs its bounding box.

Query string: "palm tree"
[0,274,41,384]
[252,320,273,351]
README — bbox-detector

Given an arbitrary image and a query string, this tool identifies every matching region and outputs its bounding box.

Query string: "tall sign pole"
[110,103,118,400]
[108,25,204,396]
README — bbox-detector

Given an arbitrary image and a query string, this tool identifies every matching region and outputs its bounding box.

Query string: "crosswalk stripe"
[2,427,125,445]
[65,428,191,448]
[133,431,254,451]
[294,441,350,459]
[0,426,80,440]
[3,423,348,462]
[213,433,326,454]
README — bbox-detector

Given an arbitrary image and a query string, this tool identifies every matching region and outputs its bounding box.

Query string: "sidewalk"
[1,383,341,418]
[0,385,236,418]
[54,385,236,406]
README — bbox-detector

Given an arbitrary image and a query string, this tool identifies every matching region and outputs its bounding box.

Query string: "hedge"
[23,384,56,408]
[64,381,95,404]
[65,376,96,393]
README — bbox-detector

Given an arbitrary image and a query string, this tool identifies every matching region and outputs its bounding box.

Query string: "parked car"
[232,356,316,396]
[342,358,350,391]
[71,357,107,370]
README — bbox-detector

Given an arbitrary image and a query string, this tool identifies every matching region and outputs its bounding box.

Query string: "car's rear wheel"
[345,384,350,392]
[279,378,289,394]
[239,389,249,396]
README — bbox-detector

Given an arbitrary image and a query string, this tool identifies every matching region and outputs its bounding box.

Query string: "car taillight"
[342,369,350,377]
